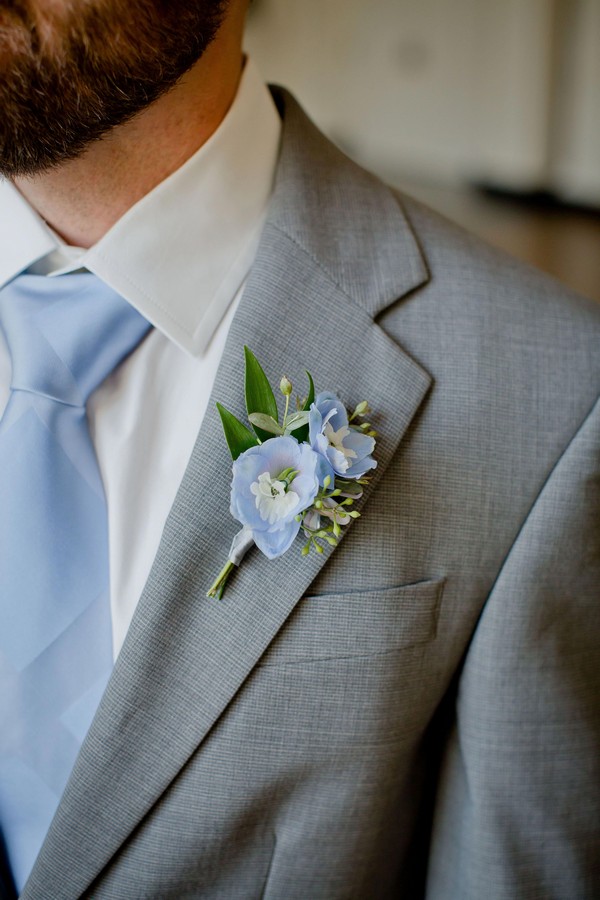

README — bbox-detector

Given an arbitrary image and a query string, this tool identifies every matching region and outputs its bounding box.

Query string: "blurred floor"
[396,179,600,303]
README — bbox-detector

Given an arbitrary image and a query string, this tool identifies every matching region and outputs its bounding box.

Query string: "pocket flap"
[259,577,446,665]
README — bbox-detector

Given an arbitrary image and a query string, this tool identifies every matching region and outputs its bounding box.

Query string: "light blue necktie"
[0,272,151,892]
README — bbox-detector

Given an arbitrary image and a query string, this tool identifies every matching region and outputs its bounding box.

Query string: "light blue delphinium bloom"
[230,436,320,559]
[309,391,377,483]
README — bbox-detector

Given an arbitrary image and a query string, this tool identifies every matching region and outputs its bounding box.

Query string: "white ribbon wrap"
[228,525,255,566]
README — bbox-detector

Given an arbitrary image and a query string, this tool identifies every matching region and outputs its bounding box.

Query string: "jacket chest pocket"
[258,577,445,666]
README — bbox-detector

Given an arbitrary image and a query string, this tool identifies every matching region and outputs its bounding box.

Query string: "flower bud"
[280,375,293,396]
[353,400,371,417]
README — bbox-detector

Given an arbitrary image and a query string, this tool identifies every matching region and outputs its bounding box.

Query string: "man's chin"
[0,122,90,181]
[0,0,229,180]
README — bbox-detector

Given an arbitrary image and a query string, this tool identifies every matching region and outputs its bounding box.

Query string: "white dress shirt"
[0,59,281,658]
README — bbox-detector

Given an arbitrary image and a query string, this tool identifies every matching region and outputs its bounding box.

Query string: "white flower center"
[323,422,357,473]
[250,471,299,525]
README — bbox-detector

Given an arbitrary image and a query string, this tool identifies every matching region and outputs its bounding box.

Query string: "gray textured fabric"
[21,88,600,899]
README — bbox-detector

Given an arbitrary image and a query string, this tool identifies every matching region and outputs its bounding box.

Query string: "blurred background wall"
[245,0,600,301]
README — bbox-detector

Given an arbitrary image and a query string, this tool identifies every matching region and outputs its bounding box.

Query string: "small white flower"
[250,471,299,525]
[318,496,351,526]
[323,421,358,474]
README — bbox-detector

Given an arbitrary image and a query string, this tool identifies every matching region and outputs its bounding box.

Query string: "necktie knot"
[0,272,150,406]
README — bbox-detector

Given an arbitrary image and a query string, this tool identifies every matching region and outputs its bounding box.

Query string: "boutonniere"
[207,347,377,598]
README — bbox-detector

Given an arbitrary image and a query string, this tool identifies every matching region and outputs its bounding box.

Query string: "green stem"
[207,560,235,599]
[282,392,291,430]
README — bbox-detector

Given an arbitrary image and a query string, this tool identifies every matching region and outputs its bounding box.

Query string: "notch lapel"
[23,91,432,899]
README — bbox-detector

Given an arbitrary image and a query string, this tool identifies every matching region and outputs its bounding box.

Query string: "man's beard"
[0,0,228,178]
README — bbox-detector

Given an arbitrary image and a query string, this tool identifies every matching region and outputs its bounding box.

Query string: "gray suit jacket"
[20,89,600,899]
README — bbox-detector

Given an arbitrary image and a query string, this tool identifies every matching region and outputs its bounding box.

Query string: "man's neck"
[13,18,245,249]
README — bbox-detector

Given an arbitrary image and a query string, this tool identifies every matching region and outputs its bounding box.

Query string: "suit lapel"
[23,91,432,899]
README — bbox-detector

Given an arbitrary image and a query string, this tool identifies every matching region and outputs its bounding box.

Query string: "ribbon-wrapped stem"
[206,526,255,599]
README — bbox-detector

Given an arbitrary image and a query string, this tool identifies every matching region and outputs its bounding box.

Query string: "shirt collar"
[0,59,281,356]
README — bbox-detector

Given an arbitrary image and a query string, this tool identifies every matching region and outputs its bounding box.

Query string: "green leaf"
[248,412,284,435]
[302,370,315,411]
[295,370,315,442]
[334,479,364,497]
[244,346,279,441]
[284,410,310,434]
[216,402,259,460]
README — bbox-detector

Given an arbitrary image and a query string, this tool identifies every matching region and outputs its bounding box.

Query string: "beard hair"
[0,0,228,178]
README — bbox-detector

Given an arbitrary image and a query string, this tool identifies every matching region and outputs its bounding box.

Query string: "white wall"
[245,0,600,204]
[549,0,600,204]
